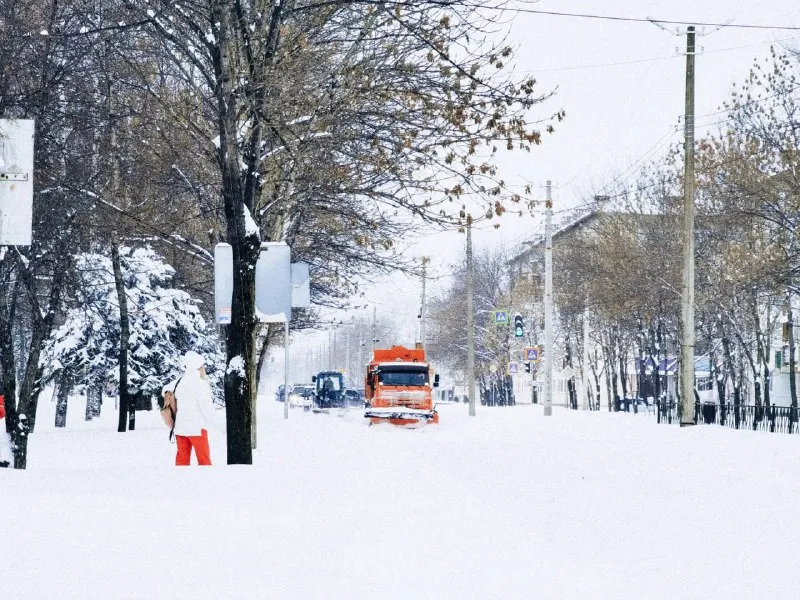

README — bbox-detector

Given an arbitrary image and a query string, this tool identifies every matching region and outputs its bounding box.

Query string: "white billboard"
[0,119,34,245]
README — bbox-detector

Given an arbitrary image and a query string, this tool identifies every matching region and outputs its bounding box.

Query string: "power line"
[598,126,682,193]
[526,54,676,74]
[518,36,800,74]
[502,7,800,31]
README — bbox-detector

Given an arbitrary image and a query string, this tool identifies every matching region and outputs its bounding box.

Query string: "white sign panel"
[214,243,233,324]
[255,242,291,323]
[0,119,34,245]
[291,262,311,308]
[215,242,302,325]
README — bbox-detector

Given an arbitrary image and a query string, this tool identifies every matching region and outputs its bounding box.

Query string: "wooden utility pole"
[467,217,476,417]
[283,321,290,420]
[372,306,378,351]
[680,26,696,427]
[345,329,350,384]
[358,324,365,384]
[787,294,797,414]
[544,181,554,417]
[420,257,429,348]
[328,328,333,370]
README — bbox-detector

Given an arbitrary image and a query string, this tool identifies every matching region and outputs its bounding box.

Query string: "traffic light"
[524,362,531,374]
[514,314,524,338]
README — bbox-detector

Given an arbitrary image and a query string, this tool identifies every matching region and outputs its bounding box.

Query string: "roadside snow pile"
[3,398,800,600]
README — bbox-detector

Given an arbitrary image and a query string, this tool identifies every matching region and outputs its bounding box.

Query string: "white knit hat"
[183,351,206,371]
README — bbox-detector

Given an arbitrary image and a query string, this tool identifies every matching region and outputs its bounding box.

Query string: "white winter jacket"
[162,371,216,437]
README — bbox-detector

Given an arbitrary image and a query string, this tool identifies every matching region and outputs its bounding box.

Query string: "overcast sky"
[292,1,800,362]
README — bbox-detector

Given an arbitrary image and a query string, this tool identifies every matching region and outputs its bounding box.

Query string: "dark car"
[344,389,362,407]
[613,396,648,413]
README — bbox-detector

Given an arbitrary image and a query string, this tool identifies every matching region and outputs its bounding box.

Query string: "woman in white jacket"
[162,351,216,466]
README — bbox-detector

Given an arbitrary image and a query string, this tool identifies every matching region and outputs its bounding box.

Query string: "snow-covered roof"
[508,209,603,267]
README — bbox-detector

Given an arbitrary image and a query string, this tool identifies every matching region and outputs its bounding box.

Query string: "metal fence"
[655,398,800,434]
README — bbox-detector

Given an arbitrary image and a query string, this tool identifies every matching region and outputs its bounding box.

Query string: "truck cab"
[312,371,345,409]
[365,346,440,426]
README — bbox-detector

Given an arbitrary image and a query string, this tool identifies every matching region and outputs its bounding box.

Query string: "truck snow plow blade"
[364,407,439,426]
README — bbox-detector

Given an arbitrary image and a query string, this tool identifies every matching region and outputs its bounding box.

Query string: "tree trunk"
[564,331,576,409]
[714,355,727,425]
[784,293,798,432]
[751,295,772,411]
[211,0,285,464]
[722,335,740,429]
[592,348,602,411]
[94,385,103,417]
[637,319,647,401]
[747,344,761,427]
[602,338,615,412]
[0,276,19,459]
[10,249,69,468]
[788,294,797,411]
[86,388,96,421]
[112,243,131,433]
[55,375,70,428]
[655,319,664,402]
[618,337,628,400]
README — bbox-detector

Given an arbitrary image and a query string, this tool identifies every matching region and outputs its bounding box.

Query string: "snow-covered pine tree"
[42,247,221,425]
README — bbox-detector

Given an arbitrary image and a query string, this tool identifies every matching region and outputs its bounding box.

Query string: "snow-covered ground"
[4,392,800,600]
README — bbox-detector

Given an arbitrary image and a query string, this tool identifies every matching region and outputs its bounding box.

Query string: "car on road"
[344,389,362,407]
[288,384,315,410]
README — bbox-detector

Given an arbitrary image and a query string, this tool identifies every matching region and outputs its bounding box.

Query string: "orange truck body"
[364,345,439,426]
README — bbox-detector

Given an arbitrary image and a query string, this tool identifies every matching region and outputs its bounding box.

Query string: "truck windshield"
[378,369,429,386]
[318,377,342,392]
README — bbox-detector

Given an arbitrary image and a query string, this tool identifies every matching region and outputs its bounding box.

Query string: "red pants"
[175,429,212,466]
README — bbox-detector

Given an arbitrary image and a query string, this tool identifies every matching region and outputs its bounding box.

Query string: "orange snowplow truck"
[364,345,440,426]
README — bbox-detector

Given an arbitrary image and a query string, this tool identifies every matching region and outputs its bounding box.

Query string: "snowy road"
[3,398,800,599]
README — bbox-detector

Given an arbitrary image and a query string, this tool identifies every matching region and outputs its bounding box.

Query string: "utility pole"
[544,181,554,417]
[358,326,364,388]
[283,320,290,419]
[680,26,696,427]
[466,216,476,417]
[328,328,333,370]
[582,310,590,410]
[419,257,429,348]
[333,327,338,370]
[372,305,378,351]
[345,329,350,384]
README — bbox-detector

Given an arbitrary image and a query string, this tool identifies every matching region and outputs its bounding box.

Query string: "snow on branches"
[42,247,221,400]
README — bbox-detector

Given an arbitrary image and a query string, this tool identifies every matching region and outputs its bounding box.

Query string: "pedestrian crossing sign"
[493,309,509,325]
[524,346,540,362]
[508,362,519,375]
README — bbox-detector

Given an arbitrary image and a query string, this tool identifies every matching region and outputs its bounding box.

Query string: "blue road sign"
[524,347,540,362]
[493,309,509,325]
[508,362,519,375]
